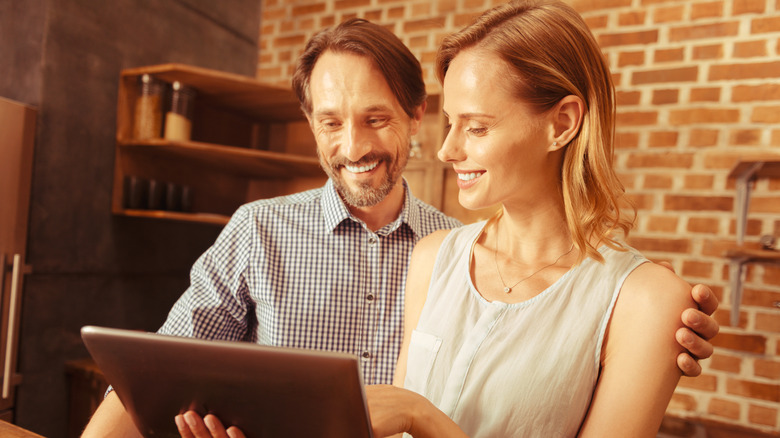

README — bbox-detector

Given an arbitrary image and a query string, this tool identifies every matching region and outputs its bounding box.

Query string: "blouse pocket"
[403,330,442,394]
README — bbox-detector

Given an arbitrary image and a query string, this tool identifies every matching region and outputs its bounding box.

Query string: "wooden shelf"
[725,247,780,262]
[116,209,232,226]
[117,140,322,180]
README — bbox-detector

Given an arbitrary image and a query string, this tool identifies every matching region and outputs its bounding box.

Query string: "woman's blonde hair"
[436,0,635,263]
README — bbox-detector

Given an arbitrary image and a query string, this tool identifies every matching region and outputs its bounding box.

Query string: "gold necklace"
[494,225,575,294]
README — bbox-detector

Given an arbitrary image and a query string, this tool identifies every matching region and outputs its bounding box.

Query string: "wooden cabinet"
[725,156,780,325]
[0,97,36,418]
[113,64,327,225]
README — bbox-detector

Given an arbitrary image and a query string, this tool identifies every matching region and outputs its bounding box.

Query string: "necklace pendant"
[504,286,512,293]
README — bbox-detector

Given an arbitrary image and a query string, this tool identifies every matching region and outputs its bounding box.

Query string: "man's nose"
[342,123,372,162]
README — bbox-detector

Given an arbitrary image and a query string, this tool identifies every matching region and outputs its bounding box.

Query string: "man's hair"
[292,18,426,118]
[437,0,634,263]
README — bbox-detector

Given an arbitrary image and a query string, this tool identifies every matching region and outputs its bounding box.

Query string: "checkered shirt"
[158,179,461,384]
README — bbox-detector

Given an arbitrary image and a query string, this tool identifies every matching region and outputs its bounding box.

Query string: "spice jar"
[164,81,196,141]
[132,74,163,140]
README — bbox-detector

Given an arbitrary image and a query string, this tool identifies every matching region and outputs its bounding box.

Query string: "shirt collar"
[320,178,426,239]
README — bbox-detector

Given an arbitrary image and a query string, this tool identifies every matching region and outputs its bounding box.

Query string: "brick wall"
[257,0,780,434]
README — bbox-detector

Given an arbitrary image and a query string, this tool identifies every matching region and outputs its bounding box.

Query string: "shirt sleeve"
[158,205,256,342]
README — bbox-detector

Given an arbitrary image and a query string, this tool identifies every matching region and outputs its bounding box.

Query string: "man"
[82,18,719,438]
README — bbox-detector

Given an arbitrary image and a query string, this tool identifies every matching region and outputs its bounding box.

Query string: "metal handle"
[3,254,22,399]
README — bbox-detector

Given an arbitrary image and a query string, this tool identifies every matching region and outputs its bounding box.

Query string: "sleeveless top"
[403,221,648,437]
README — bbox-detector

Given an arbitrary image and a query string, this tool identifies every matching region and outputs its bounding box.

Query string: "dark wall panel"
[1,0,261,436]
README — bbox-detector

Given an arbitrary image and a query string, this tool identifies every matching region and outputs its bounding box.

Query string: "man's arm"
[81,391,141,438]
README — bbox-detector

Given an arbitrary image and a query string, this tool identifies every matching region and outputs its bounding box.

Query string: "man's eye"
[467,127,487,135]
[367,118,387,126]
[321,120,341,129]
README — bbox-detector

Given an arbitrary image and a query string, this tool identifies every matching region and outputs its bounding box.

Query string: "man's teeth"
[345,162,379,173]
[458,172,482,181]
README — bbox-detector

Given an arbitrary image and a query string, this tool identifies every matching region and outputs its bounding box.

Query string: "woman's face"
[439,49,562,212]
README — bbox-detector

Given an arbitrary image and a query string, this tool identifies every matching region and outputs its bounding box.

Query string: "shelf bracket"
[727,257,747,327]
[734,162,763,246]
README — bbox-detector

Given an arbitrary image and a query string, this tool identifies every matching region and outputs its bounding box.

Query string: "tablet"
[81,325,374,438]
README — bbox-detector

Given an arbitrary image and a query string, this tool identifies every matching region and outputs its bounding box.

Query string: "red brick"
[713,333,767,354]
[691,1,723,20]
[728,218,763,237]
[292,3,327,15]
[615,131,640,149]
[654,47,685,63]
[682,260,713,277]
[751,16,780,34]
[618,51,645,67]
[752,105,780,123]
[646,215,678,232]
[652,89,679,105]
[670,22,740,42]
[735,0,766,14]
[335,0,370,8]
[755,359,780,380]
[693,44,724,60]
[653,5,685,23]
[618,10,645,26]
[625,192,653,210]
[734,40,768,58]
[632,66,698,85]
[749,404,778,428]
[729,129,762,146]
[273,34,306,47]
[668,392,697,411]
[708,398,741,420]
[625,152,694,168]
[386,6,405,19]
[669,108,740,125]
[750,196,780,213]
[764,265,780,286]
[403,16,446,33]
[710,61,780,80]
[690,87,721,102]
[570,0,633,13]
[664,195,732,211]
[684,174,715,189]
[732,84,780,102]
[643,174,674,189]
[689,129,720,147]
[648,131,678,147]
[756,311,780,332]
[687,217,720,234]
[727,378,780,402]
[617,110,658,125]
[626,236,691,253]
[616,90,641,106]
[583,14,609,30]
[743,287,780,310]
[678,374,717,391]
[709,353,742,373]
[453,12,480,27]
[598,30,658,47]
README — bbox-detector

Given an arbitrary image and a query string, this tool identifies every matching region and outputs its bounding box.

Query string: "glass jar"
[132,74,164,139]
[164,81,196,141]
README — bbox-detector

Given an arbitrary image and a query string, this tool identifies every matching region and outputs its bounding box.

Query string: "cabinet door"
[0,97,37,412]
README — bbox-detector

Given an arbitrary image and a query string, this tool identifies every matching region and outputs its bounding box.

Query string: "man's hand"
[677,284,719,377]
[174,411,245,438]
[657,261,720,377]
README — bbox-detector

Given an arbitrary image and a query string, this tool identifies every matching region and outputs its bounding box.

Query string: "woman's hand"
[366,385,470,438]
[174,411,245,438]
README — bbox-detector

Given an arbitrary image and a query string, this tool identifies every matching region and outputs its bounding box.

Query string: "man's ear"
[549,95,584,151]
[409,100,427,136]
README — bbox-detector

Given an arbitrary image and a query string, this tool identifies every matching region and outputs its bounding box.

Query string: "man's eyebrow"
[312,105,395,118]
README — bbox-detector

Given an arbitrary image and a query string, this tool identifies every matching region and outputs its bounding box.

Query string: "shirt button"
[362,351,371,359]
[368,237,377,246]
[366,293,375,301]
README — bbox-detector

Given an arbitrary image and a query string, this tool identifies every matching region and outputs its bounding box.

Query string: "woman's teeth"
[345,162,379,173]
[458,172,482,181]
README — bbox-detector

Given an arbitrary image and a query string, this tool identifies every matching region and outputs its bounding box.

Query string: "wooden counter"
[0,420,45,438]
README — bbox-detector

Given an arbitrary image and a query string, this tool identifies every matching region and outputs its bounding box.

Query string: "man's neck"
[348,182,405,232]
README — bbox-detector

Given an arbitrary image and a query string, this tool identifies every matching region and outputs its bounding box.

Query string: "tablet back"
[81,325,373,438]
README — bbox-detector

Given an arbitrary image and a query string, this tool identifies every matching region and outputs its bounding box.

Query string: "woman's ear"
[549,95,584,151]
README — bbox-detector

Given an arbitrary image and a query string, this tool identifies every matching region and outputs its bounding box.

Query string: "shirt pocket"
[403,330,442,394]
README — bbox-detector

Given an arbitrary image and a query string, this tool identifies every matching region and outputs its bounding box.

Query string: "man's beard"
[319,148,409,208]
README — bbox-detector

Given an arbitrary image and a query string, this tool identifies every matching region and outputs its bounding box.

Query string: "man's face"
[306,50,423,208]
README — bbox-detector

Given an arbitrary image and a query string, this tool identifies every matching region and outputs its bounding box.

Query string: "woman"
[366,1,693,436]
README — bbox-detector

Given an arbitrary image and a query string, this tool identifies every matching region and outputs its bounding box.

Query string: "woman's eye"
[467,127,487,135]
